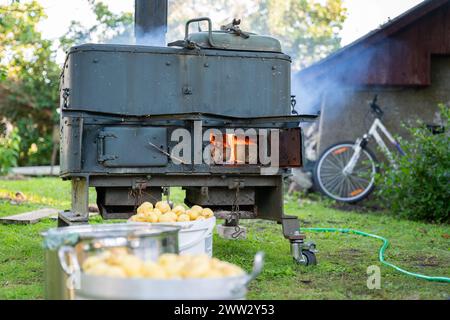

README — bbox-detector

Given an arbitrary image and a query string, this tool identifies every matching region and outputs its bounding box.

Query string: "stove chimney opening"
[135,0,168,46]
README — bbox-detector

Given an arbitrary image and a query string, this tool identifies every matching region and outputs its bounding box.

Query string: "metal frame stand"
[58,177,90,227]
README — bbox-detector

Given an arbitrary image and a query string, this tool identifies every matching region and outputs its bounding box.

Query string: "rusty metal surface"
[279,128,303,168]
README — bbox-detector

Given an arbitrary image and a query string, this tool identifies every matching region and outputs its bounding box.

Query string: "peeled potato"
[158,254,179,266]
[141,261,167,279]
[120,255,144,277]
[186,209,200,221]
[82,256,104,271]
[172,205,186,216]
[159,213,177,223]
[164,261,185,278]
[201,208,214,218]
[85,263,127,278]
[131,213,149,221]
[83,250,245,280]
[182,258,210,278]
[153,208,162,217]
[156,201,171,213]
[147,212,159,223]
[177,214,190,222]
[104,266,128,278]
[191,205,203,213]
[137,202,153,214]
[166,212,178,220]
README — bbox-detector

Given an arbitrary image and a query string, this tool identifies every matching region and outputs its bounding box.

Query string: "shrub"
[375,104,449,223]
[0,127,21,175]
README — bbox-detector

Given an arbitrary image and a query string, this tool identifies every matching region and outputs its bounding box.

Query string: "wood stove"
[58,0,318,264]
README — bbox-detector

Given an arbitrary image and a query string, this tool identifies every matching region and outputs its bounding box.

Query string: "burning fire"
[210,133,257,165]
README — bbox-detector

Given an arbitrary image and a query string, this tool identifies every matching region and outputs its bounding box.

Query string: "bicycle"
[313,95,406,203]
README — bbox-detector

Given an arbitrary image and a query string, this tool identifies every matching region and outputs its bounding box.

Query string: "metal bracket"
[97,132,118,163]
[133,178,148,190]
[228,179,245,190]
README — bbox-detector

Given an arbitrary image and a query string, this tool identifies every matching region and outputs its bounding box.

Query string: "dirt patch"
[0,174,29,181]
[414,256,440,267]
[330,201,385,213]
[338,248,364,260]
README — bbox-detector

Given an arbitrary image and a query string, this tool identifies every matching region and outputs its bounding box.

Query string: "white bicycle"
[314,95,406,203]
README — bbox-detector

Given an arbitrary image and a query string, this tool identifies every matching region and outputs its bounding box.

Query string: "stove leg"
[282,215,317,266]
[57,177,90,226]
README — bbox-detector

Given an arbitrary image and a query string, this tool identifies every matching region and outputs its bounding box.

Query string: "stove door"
[97,127,168,167]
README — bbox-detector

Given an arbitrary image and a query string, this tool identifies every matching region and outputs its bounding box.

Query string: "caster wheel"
[294,250,317,266]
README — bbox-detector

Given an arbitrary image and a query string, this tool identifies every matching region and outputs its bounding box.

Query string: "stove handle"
[184,17,217,48]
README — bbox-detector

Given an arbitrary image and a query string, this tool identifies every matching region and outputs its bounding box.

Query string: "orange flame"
[210,133,256,164]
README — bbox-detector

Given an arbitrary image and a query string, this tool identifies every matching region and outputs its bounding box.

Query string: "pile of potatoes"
[82,249,244,279]
[129,201,214,223]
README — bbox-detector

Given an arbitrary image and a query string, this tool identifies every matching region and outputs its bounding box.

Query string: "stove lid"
[187,31,282,53]
[168,17,282,53]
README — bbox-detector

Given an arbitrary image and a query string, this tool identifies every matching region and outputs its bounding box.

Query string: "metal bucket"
[75,252,264,300]
[42,223,180,300]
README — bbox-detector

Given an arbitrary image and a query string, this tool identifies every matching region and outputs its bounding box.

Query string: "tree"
[59,0,134,52]
[168,0,347,70]
[250,0,347,69]
[0,0,60,166]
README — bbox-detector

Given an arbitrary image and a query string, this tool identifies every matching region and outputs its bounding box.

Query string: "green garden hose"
[301,227,450,283]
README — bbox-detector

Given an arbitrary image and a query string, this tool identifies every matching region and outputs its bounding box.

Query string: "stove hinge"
[97,132,118,163]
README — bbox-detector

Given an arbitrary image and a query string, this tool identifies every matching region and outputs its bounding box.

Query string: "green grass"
[0,177,449,300]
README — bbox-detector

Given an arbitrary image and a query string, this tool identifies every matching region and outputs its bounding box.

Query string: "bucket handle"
[245,251,265,286]
[178,227,211,252]
[58,246,81,276]
[230,251,265,296]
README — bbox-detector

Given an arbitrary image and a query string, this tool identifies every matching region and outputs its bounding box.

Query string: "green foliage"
[250,0,347,69]
[376,105,450,223]
[169,0,347,70]
[59,0,134,52]
[0,127,21,175]
[0,0,60,166]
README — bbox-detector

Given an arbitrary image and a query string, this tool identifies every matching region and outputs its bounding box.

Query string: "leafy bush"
[0,127,21,175]
[375,104,449,223]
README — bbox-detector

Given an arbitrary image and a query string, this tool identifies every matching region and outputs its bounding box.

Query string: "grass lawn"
[0,177,449,300]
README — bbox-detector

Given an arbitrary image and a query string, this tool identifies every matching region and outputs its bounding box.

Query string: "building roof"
[297,0,450,86]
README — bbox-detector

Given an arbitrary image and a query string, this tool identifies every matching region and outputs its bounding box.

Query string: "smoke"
[134,26,167,47]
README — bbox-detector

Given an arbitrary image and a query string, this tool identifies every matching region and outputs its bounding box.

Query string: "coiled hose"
[301,227,450,283]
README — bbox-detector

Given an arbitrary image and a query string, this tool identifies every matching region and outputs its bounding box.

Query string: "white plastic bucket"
[175,217,216,257]
[128,217,216,257]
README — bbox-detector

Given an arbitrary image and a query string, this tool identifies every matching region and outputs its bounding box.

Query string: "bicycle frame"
[343,118,405,175]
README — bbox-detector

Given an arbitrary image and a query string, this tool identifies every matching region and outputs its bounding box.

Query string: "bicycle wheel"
[314,142,378,203]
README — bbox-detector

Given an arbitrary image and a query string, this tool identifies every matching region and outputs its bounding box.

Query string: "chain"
[229,185,245,239]
[128,184,160,213]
